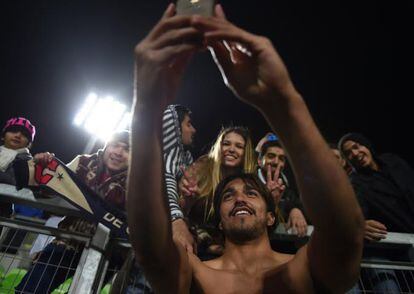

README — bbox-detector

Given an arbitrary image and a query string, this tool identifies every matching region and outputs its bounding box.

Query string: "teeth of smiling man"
[235,210,250,216]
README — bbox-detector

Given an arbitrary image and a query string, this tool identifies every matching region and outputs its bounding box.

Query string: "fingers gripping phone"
[176,0,216,17]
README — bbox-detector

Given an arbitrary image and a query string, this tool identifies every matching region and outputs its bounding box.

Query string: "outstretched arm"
[192,5,364,292]
[127,4,201,293]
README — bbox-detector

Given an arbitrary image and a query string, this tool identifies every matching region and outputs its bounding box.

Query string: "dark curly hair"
[212,173,277,234]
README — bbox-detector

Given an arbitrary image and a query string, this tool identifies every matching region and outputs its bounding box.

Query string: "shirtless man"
[127,4,364,293]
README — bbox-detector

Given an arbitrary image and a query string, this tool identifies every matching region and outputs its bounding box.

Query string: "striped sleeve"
[164,146,184,219]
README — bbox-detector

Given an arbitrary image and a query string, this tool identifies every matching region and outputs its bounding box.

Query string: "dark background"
[0,1,411,164]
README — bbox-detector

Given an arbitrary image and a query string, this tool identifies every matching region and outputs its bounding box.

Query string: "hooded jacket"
[350,153,414,233]
[163,105,193,220]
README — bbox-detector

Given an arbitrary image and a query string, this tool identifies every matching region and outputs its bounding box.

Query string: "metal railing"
[1,183,414,293]
[0,184,111,294]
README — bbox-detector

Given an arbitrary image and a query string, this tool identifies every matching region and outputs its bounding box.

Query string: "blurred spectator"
[164,105,197,253]
[112,105,196,294]
[329,142,352,175]
[0,116,46,250]
[339,132,414,293]
[0,117,36,218]
[339,133,414,235]
[256,133,308,237]
[16,130,130,294]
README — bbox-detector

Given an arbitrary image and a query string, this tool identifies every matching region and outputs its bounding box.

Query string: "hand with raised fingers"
[34,152,55,166]
[364,219,387,242]
[191,4,297,110]
[134,4,203,109]
[266,164,286,204]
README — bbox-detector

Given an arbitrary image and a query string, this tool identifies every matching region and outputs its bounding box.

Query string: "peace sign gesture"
[266,164,286,204]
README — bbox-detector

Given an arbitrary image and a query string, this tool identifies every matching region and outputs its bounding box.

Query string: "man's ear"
[266,212,276,227]
[218,221,223,230]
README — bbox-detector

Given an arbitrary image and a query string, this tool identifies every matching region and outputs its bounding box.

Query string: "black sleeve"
[12,159,30,190]
[349,176,370,218]
[278,187,306,221]
[0,170,16,185]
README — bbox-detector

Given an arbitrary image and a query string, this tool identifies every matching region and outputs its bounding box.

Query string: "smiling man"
[127,4,364,293]
[339,133,414,292]
[257,134,308,237]
[16,130,130,293]
[339,133,414,236]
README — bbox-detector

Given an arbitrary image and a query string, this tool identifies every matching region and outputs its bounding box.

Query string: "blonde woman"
[176,126,256,257]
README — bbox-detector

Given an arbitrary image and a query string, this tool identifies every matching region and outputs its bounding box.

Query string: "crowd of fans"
[1,3,414,294]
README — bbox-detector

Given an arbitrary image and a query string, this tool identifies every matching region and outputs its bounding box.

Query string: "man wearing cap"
[339,133,414,237]
[256,133,308,237]
[339,134,414,292]
[16,130,130,293]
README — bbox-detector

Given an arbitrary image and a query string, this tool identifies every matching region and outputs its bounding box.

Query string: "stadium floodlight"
[74,93,131,142]
[73,93,98,126]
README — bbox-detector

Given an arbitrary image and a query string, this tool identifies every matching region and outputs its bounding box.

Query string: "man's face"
[342,140,375,170]
[181,114,196,146]
[103,141,129,173]
[219,178,274,243]
[259,146,286,175]
[3,130,30,150]
[331,148,346,168]
[221,132,245,168]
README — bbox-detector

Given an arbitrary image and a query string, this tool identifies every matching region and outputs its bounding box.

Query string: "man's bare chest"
[191,265,314,294]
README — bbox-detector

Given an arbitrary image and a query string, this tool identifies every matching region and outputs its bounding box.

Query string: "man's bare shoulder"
[187,247,315,294]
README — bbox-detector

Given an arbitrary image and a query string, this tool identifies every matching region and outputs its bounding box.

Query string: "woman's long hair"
[195,126,257,220]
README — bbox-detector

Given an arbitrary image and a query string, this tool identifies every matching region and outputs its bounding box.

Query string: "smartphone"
[176,0,215,17]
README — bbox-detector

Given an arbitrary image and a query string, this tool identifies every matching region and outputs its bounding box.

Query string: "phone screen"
[176,0,215,17]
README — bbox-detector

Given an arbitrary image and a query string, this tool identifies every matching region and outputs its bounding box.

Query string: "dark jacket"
[57,151,128,247]
[0,148,32,218]
[0,150,32,186]
[350,153,414,233]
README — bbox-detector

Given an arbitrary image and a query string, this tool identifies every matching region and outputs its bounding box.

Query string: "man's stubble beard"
[223,217,268,245]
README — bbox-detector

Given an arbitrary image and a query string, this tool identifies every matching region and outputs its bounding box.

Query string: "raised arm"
[127,4,202,293]
[192,5,364,292]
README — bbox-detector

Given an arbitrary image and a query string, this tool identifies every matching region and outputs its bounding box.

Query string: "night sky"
[1,1,411,166]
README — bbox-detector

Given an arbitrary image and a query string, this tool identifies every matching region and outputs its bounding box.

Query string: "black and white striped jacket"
[163,105,193,220]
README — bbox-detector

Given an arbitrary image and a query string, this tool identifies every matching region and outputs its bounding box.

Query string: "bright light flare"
[73,93,97,126]
[74,93,131,140]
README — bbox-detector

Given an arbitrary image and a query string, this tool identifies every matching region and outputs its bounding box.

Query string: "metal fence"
[1,183,414,293]
[0,184,111,294]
